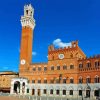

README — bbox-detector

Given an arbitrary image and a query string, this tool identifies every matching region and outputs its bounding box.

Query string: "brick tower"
[19,4,35,74]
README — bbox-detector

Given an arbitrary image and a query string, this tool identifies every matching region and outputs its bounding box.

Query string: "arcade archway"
[14,81,20,94]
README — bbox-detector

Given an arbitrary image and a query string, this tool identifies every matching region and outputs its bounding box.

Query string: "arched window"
[79,90,82,96]
[79,77,83,84]
[95,61,99,68]
[69,90,73,95]
[79,63,83,68]
[50,89,53,94]
[44,67,47,71]
[94,76,99,83]
[86,77,91,83]
[86,62,91,68]
[70,65,74,69]
[33,67,36,71]
[63,78,66,83]
[63,65,67,70]
[63,90,66,95]
[38,80,41,83]
[70,78,74,83]
[56,90,60,95]
[44,79,47,83]
[51,66,54,70]
[57,66,60,70]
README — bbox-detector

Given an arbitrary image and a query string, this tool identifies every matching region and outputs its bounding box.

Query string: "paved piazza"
[0,95,97,100]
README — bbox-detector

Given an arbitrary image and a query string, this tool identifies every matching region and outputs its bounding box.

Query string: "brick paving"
[0,96,28,100]
[0,95,96,100]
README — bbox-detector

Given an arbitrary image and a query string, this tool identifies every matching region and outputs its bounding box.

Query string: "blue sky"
[0,0,100,72]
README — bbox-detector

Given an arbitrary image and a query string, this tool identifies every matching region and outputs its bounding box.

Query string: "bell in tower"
[21,4,35,29]
[24,4,34,18]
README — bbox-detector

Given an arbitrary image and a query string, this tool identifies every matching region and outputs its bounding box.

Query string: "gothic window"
[79,77,83,84]
[79,90,82,96]
[63,90,66,95]
[95,61,99,67]
[70,65,74,69]
[86,77,91,83]
[79,63,83,68]
[32,80,35,83]
[63,65,67,70]
[50,89,53,94]
[51,66,54,70]
[44,67,47,71]
[27,89,29,93]
[43,89,47,94]
[38,80,41,83]
[57,66,60,70]
[70,78,74,83]
[69,90,73,95]
[86,62,91,68]
[56,90,59,95]
[44,80,47,83]
[94,76,99,83]
[63,78,66,83]
[33,67,36,71]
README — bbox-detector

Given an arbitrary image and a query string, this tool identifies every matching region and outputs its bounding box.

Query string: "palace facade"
[0,71,18,93]
[10,4,100,99]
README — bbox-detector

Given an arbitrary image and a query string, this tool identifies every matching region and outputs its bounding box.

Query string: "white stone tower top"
[21,4,35,29]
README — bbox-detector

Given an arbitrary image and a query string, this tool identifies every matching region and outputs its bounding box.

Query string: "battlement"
[24,4,33,10]
[48,40,78,53]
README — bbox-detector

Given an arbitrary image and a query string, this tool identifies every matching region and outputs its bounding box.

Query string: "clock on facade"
[20,59,26,65]
[58,54,64,59]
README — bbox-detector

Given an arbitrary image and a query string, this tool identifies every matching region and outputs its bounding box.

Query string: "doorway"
[14,81,20,94]
[86,90,90,97]
[32,89,35,95]
[38,89,40,96]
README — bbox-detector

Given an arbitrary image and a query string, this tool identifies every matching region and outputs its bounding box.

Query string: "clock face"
[20,59,26,65]
[58,54,64,59]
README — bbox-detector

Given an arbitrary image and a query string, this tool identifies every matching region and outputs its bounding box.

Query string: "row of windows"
[79,77,100,84]
[79,61,100,68]
[27,89,100,97]
[32,65,74,71]
[29,77,100,84]
[27,89,73,95]
[28,78,74,84]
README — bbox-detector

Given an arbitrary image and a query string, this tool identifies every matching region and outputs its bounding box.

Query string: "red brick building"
[10,4,100,99]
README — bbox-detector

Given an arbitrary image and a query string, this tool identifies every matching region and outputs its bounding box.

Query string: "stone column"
[53,89,56,97]
[29,88,32,95]
[60,90,62,96]
[20,82,22,95]
[47,89,50,95]
[24,84,27,95]
[35,89,38,96]
[10,82,14,94]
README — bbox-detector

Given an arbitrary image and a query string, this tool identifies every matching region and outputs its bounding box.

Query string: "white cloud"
[32,51,37,56]
[53,38,71,48]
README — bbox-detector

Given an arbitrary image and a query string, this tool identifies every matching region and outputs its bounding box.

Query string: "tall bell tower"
[19,4,35,73]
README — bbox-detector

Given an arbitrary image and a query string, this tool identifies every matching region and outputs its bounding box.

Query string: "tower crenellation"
[21,4,35,30]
